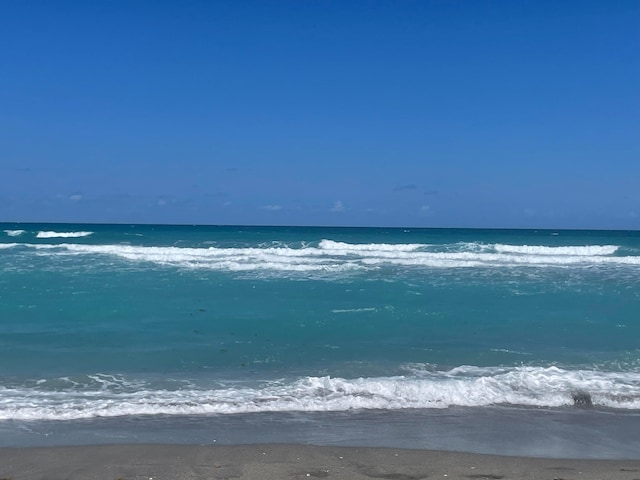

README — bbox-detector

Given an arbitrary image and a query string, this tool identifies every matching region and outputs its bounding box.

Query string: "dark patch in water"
[571,390,593,408]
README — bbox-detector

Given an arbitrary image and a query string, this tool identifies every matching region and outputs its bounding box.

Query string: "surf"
[2,365,639,421]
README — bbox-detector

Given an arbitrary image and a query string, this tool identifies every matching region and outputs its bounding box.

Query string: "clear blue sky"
[1,1,638,228]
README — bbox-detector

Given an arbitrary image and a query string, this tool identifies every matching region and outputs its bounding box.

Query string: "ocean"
[1,223,639,458]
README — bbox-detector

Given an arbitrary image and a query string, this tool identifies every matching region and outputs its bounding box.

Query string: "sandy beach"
[1,444,640,480]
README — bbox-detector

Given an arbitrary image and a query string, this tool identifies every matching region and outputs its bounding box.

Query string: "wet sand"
[1,443,640,480]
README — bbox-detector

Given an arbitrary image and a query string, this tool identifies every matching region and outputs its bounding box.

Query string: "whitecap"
[17,239,640,273]
[36,231,94,238]
[493,244,619,256]
[1,366,639,421]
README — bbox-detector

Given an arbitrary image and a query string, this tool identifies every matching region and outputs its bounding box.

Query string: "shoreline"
[2,443,640,480]
[4,407,640,459]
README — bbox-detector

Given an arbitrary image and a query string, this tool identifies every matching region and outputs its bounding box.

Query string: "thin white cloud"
[393,184,418,192]
[69,193,83,201]
[260,204,282,211]
[154,196,178,207]
[419,205,431,215]
[330,201,345,212]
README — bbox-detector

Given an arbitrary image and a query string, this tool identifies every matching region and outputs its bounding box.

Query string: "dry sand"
[1,444,639,480]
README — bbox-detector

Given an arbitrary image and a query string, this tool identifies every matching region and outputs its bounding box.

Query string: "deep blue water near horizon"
[1,223,640,458]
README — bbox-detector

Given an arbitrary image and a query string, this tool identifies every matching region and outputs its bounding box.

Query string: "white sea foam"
[0,243,18,249]
[3,229,25,237]
[319,239,425,253]
[490,348,532,356]
[1,366,639,421]
[17,239,640,273]
[42,243,362,273]
[36,231,94,238]
[331,308,377,313]
[493,244,619,256]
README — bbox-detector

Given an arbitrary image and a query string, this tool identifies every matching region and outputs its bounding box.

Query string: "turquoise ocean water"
[1,224,639,456]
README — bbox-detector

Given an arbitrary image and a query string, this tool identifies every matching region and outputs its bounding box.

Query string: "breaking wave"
[493,244,619,256]
[1,366,638,421]
[16,239,638,273]
[35,231,94,239]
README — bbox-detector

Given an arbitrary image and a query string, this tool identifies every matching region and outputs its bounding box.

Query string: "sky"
[1,1,638,229]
